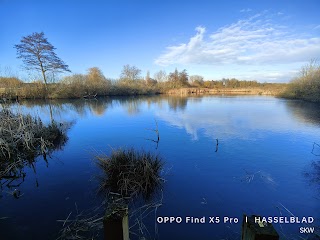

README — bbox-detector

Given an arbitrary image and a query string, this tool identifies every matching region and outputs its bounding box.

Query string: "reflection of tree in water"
[89,99,111,116]
[0,107,72,198]
[114,97,142,116]
[19,96,198,119]
[19,98,112,118]
[125,101,140,115]
[285,100,320,125]
[167,96,188,111]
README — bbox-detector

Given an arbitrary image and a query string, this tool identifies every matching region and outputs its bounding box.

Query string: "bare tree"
[145,70,151,82]
[189,75,204,83]
[153,70,167,82]
[120,64,141,81]
[15,32,70,94]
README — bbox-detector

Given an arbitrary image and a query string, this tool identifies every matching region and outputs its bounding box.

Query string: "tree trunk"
[40,63,49,98]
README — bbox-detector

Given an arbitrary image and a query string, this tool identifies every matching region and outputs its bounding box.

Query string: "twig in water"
[63,212,72,227]
[145,119,160,149]
[215,138,219,152]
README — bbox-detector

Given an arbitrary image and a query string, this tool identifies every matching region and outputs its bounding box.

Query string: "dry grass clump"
[0,107,66,178]
[95,148,164,200]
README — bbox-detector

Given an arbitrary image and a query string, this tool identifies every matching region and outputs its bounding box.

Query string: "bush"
[0,77,23,88]
[282,60,320,102]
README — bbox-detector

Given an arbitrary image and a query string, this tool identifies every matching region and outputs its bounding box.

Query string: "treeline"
[2,31,315,101]
[280,60,320,102]
[0,66,284,99]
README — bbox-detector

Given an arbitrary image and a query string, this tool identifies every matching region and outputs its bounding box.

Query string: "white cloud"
[155,13,320,68]
[240,8,252,13]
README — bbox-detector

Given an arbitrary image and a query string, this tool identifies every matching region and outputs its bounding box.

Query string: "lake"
[0,95,320,240]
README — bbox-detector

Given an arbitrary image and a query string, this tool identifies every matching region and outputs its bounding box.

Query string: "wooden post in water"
[242,215,279,240]
[103,215,129,240]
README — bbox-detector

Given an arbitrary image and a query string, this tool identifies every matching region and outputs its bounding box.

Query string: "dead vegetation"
[56,147,165,240]
[56,202,105,240]
[281,60,320,102]
[95,148,164,200]
[0,105,68,191]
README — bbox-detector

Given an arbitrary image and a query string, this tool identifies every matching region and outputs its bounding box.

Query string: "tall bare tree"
[15,32,70,94]
[120,64,141,81]
[153,70,167,82]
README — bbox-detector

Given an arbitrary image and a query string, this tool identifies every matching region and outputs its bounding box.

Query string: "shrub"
[282,60,320,102]
[0,77,23,88]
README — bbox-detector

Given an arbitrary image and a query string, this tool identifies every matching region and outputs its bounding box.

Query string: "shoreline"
[1,86,286,100]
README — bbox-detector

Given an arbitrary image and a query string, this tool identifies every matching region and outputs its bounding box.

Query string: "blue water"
[1,95,320,240]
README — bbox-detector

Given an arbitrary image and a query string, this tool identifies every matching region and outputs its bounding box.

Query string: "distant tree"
[87,67,107,84]
[189,75,204,83]
[153,70,167,82]
[168,68,189,87]
[145,70,151,82]
[120,64,141,81]
[14,32,70,94]
[145,70,157,86]
[178,69,188,85]
[168,68,179,83]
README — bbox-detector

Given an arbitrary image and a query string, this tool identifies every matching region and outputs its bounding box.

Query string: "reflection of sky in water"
[2,96,320,240]
[156,96,320,141]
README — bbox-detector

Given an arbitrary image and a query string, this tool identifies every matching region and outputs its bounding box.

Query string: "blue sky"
[0,0,319,82]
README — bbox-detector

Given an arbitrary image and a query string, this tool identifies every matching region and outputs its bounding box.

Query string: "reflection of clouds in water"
[156,97,320,141]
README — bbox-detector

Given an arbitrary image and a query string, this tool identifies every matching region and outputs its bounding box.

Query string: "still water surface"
[0,95,320,240]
